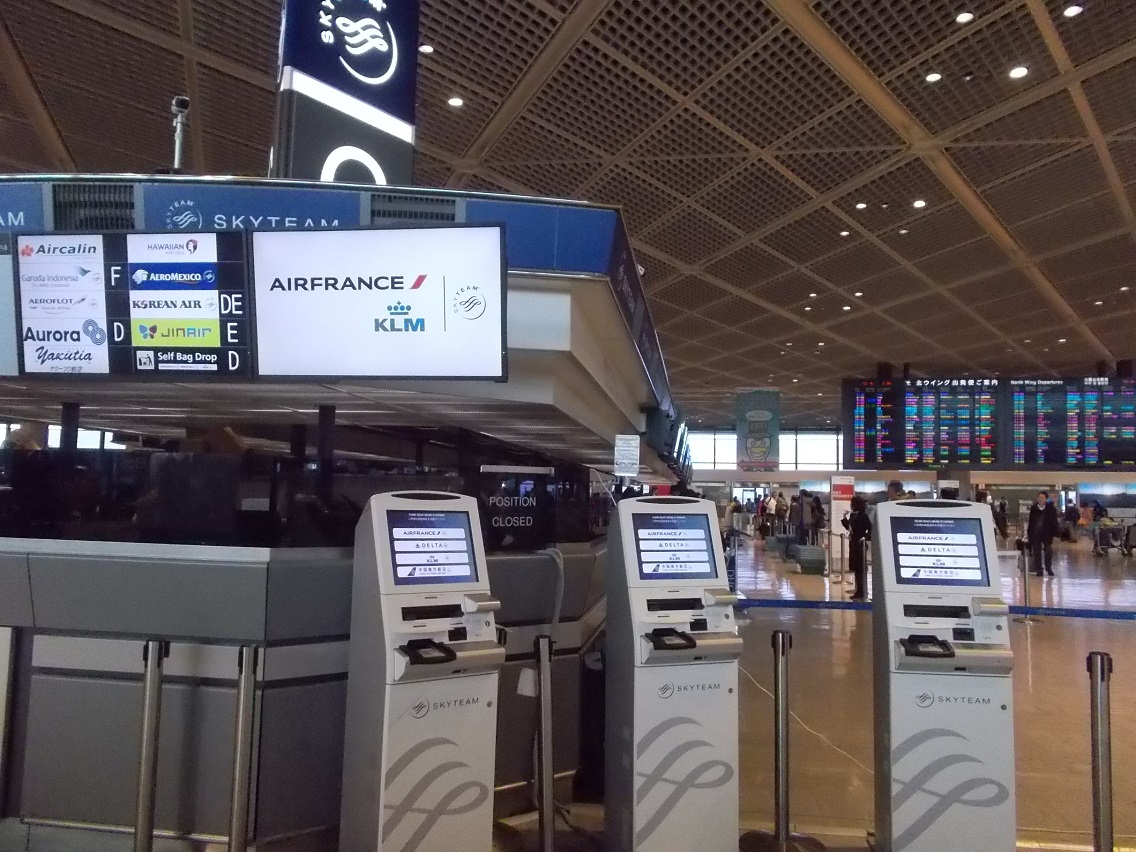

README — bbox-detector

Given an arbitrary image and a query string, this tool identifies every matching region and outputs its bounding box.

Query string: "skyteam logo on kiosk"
[319,0,400,86]
[164,199,204,230]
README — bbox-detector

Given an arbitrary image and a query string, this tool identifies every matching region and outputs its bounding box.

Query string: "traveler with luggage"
[1027,491,1059,577]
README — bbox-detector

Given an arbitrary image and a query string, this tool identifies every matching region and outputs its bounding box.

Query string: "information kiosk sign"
[14,232,251,377]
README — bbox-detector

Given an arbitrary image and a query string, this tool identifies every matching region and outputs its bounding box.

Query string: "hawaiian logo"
[451,285,486,320]
[164,199,204,230]
[916,691,935,708]
[320,0,399,86]
[186,239,198,254]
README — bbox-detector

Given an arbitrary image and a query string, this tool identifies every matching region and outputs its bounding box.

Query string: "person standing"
[800,490,814,544]
[1027,491,1059,577]
[842,495,872,601]
[775,491,788,533]
[811,494,826,544]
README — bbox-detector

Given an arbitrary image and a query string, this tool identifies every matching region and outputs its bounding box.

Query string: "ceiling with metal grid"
[2,0,1135,429]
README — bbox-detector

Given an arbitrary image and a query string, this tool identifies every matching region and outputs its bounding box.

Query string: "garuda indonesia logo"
[320,0,399,86]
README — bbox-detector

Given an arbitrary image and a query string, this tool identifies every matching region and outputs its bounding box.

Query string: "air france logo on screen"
[319,0,400,86]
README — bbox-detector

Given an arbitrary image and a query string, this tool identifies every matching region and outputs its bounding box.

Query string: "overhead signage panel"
[251,225,505,379]
[14,232,252,378]
[0,182,46,231]
[141,183,363,232]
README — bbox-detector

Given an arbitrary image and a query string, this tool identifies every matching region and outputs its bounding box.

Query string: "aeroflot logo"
[268,274,426,291]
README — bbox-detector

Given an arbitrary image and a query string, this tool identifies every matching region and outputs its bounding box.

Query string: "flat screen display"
[632,513,718,581]
[250,225,505,379]
[387,509,479,586]
[15,232,250,376]
[890,516,990,587]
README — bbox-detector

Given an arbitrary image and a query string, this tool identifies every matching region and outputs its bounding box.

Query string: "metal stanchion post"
[134,640,168,852]
[839,533,847,584]
[229,646,258,852]
[1014,547,1042,624]
[740,632,824,852]
[535,635,555,852]
[1087,652,1114,852]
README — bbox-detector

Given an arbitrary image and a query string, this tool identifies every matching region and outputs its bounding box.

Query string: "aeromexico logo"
[319,0,400,86]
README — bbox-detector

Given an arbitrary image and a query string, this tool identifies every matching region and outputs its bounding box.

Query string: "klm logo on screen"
[375,302,424,333]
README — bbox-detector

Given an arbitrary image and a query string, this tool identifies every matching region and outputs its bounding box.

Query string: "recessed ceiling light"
[793,379,799,383]
[818,342,825,346]
[839,230,850,237]
[963,72,976,82]
[1009,66,1029,79]
[1058,338,1068,343]
[899,228,909,234]
[855,202,867,210]
[854,291,863,297]
[447,96,464,107]
[913,199,927,208]
[956,11,975,23]
[925,72,943,83]
[881,203,889,209]
[804,306,812,311]
[1024,339,1032,343]
[1063,5,1084,17]
[418,44,435,54]
[1121,286,1131,292]
[842,305,851,311]
[809,292,817,298]
[786,343,793,346]
[1094,300,1104,305]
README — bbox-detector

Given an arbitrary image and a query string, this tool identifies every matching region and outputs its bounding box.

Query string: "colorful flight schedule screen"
[903,379,997,466]
[15,232,250,376]
[843,378,899,467]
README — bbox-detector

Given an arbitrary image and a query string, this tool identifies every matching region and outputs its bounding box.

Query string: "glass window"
[47,425,60,449]
[797,432,839,470]
[77,428,102,449]
[714,432,735,468]
[689,432,716,469]
[779,432,797,470]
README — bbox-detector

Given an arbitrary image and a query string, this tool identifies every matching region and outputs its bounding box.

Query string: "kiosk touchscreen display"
[387,510,479,586]
[632,513,718,580]
[890,516,989,587]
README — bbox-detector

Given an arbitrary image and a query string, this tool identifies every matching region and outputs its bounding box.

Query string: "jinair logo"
[139,324,158,340]
[320,0,399,86]
[657,683,675,699]
[890,729,1010,848]
[165,199,204,230]
[452,285,486,320]
[633,717,733,846]
[411,698,430,719]
[916,691,935,708]
[382,738,490,851]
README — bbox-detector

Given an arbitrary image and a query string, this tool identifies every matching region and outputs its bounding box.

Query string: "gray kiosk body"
[872,500,1016,852]
[340,491,505,852]
[605,496,742,852]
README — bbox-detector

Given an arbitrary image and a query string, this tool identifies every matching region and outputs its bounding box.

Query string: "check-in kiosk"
[605,496,743,852]
[872,500,1016,852]
[340,492,505,852]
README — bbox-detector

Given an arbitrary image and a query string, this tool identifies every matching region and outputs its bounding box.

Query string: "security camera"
[636,264,646,276]
[171,96,190,115]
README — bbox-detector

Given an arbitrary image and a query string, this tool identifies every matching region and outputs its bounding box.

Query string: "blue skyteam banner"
[0,182,46,230]
[141,183,363,231]
[736,390,780,472]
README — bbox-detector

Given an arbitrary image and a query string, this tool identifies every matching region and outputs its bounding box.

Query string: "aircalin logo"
[452,285,486,320]
[319,0,399,86]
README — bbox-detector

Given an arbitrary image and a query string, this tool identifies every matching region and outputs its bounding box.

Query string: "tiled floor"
[733,540,1136,849]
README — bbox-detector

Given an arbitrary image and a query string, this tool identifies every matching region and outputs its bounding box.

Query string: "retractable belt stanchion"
[741,632,825,852]
[535,634,555,852]
[228,646,258,852]
[1014,545,1041,624]
[1087,652,1114,852]
[340,491,505,852]
[134,640,169,852]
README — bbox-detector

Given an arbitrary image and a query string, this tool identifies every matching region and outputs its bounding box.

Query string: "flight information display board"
[844,376,1136,468]
[903,379,997,466]
[15,232,250,376]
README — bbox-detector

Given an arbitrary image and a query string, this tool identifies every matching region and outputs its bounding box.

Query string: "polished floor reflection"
[737,536,1136,611]
[734,592,1136,848]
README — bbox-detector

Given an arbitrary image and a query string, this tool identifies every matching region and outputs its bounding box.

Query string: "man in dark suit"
[1027,491,1059,577]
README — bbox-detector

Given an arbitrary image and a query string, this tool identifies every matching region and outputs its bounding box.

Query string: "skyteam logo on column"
[320,0,400,86]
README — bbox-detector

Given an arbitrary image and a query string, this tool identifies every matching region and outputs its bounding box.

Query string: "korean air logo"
[165,199,203,230]
[916,691,935,708]
[319,0,399,86]
[411,698,430,719]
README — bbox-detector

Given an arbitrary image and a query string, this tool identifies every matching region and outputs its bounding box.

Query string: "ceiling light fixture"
[786,343,793,346]
[913,199,927,208]
[804,306,812,311]
[1063,4,1084,17]
[1024,339,1032,343]
[1121,286,1131,292]
[842,305,851,311]
[840,230,850,236]
[1058,338,1067,343]
[793,379,799,383]
[809,293,817,298]
[818,342,825,346]
[817,393,823,397]
[1094,300,1104,306]
[854,291,864,297]
[925,72,943,83]
[418,44,435,54]
[447,96,464,107]
[1009,66,1029,79]
[956,11,975,23]
[899,228,909,234]
[855,202,867,210]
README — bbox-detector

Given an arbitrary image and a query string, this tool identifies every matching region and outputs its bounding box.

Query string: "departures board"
[843,377,1136,469]
[15,232,250,376]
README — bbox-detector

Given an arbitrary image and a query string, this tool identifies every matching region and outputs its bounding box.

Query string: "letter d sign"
[113,321,125,343]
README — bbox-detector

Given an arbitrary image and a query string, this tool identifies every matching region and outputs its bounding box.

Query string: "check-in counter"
[0,538,606,851]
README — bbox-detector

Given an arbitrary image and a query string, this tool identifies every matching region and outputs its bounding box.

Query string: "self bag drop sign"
[251,225,506,379]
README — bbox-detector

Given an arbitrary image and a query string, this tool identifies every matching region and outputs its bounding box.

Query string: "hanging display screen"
[15,232,250,376]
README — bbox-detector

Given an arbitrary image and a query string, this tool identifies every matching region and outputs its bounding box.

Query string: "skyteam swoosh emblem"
[335,15,399,84]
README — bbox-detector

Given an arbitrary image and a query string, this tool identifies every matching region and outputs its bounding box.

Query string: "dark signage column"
[274,0,420,186]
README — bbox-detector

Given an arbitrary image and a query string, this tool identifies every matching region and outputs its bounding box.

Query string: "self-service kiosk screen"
[387,510,479,586]
[632,513,718,580]
[890,516,990,587]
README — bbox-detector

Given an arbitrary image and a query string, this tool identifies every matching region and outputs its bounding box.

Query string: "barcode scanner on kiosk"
[340,491,505,852]
[872,500,1016,852]
[605,496,744,852]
